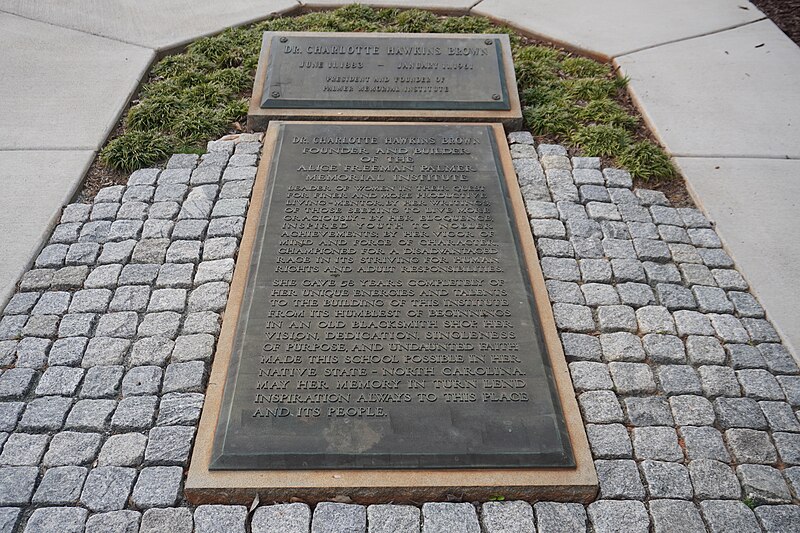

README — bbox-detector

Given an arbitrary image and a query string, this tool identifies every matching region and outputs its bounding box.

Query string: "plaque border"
[186,121,597,504]
[247,33,523,131]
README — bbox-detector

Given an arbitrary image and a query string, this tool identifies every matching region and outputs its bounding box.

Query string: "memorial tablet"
[248,33,523,130]
[187,122,596,502]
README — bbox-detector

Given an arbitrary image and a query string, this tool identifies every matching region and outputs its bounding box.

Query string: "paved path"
[0,0,797,359]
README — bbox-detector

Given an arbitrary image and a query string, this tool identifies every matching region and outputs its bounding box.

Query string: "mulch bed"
[750,0,800,45]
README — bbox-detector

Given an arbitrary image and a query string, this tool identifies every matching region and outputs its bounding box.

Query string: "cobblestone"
[700,500,760,533]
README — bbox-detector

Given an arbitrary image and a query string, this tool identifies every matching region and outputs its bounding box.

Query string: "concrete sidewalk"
[0,0,798,356]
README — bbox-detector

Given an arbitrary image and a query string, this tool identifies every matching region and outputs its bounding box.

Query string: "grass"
[100,4,676,181]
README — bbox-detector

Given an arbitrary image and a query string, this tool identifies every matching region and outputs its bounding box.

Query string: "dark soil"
[750,0,800,45]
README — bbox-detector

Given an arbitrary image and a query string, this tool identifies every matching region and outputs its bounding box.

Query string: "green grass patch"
[101,4,674,182]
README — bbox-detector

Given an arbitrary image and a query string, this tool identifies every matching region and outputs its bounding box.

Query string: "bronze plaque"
[211,123,573,470]
[260,33,511,110]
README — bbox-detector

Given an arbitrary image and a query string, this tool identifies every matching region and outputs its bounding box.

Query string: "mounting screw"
[279,36,288,43]
[492,94,501,100]
[271,91,281,98]
[485,39,493,45]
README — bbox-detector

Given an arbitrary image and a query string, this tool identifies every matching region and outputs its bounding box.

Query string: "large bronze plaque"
[259,33,511,110]
[210,123,573,471]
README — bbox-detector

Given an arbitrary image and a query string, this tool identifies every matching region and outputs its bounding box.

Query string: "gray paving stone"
[552,303,594,333]
[655,283,696,310]
[421,502,477,533]
[644,262,681,284]
[728,291,765,318]
[52,266,90,289]
[171,334,215,363]
[172,219,208,240]
[773,432,800,465]
[84,510,141,533]
[670,395,716,426]
[757,343,799,374]
[759,401,800,432]
[111,396,157,430]
[633,238,670,262]
[117,201,148,220]
[711,268,747,290]
[587,500,648,533]
[689,460,741,500]
[602,168,632,188]
[97,433,148,467]
[587,424,632,459]
[627,221,657,239]
[657,365,702,396]
[35,244,68,268]
[679,263,715,286]
[156,263,195,288]
[597,305,637,332]
[595,459,645,499]
[96,186,125,203]
[154,184,188,203]
[581,283,619,306]
[632,426,683,462]
[128,169,160,187]
[699,500,760,533]
[131,336,174,366]
[479,501,533,533]
[15,337,51,368]
[698,365,740,398]
[680,426,731,462]
[726,429,778,464]
[569,362,613,391]
[4,292,40,315]
[586,201,621,221]
[697,248,734,269]
[0,367,36,399]
[42,431,102,466]
[139,508,193,533]
[80,365,124,398]
[20,314,59,338]
[690,332,733,366]
[180,311,221,335]
[737,369,784,400]
[191,165,223,186]
[188,281,229,312]
[162,361,205,393]
[207,216,244,238]
[533,502,586,533]
[692,286,734,313]
[211,198,248,218]
[546,280,585,305]
[32,466,87,505]
[95,311,139,338]
[137,312,181,338]
[754,505,800,533]
[19,396,71,431]
[252,503,311,533]
[65,398,116,431]
[714,397,767,429]
[69,288,112,313]
[23,507,88,533]
[776,375,800,406]
[194,259,235,285]
[609,362,656,394]
[540,257,579,281]
[635,306,675,334]
[131,239,169,264]
[0,402,23,432]
[121,366,163,396]
[32,291,71,315]
[579,259,612,284]
[0,433,49,465]
[708,313,749,343]
[0,341,14,367]
[537,238,574,258]
[566,218,602,239]
[49,337,87,365]
[144,426,195,465]
[737,464,791,504]
[97,240,136,264]
[624,396,674,426]
[673,310,715,337]
[687,227,721,248]
[109,220,143,241]
[640,460,693,500]
[194,505,247,533]
[0,466,38,505]
[131,466,183,508]
[202,237,237,260]
[80,466,137,511]
[82,336,130,367]
[600,332,644,361]
[109,285,151,312]
[156,392,203,426]
[165,240,201,263]
[659,224,691,244]
[571,236,604,258]
[222,165,257,181]
[65,242,101,267]
[642,334,686,364]
[84,264,122,289]
[578,390,624,423]
[61,203,92,223]
[649,500,705,533]
[560,333,601,362]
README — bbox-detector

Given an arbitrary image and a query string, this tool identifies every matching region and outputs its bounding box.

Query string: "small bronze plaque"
[260,34,510,111]
[210,123,574,470]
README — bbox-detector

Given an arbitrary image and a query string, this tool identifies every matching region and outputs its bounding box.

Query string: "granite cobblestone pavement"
[0,131,798,531]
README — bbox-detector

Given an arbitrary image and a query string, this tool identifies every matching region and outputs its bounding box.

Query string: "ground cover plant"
[100,4,676,181]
